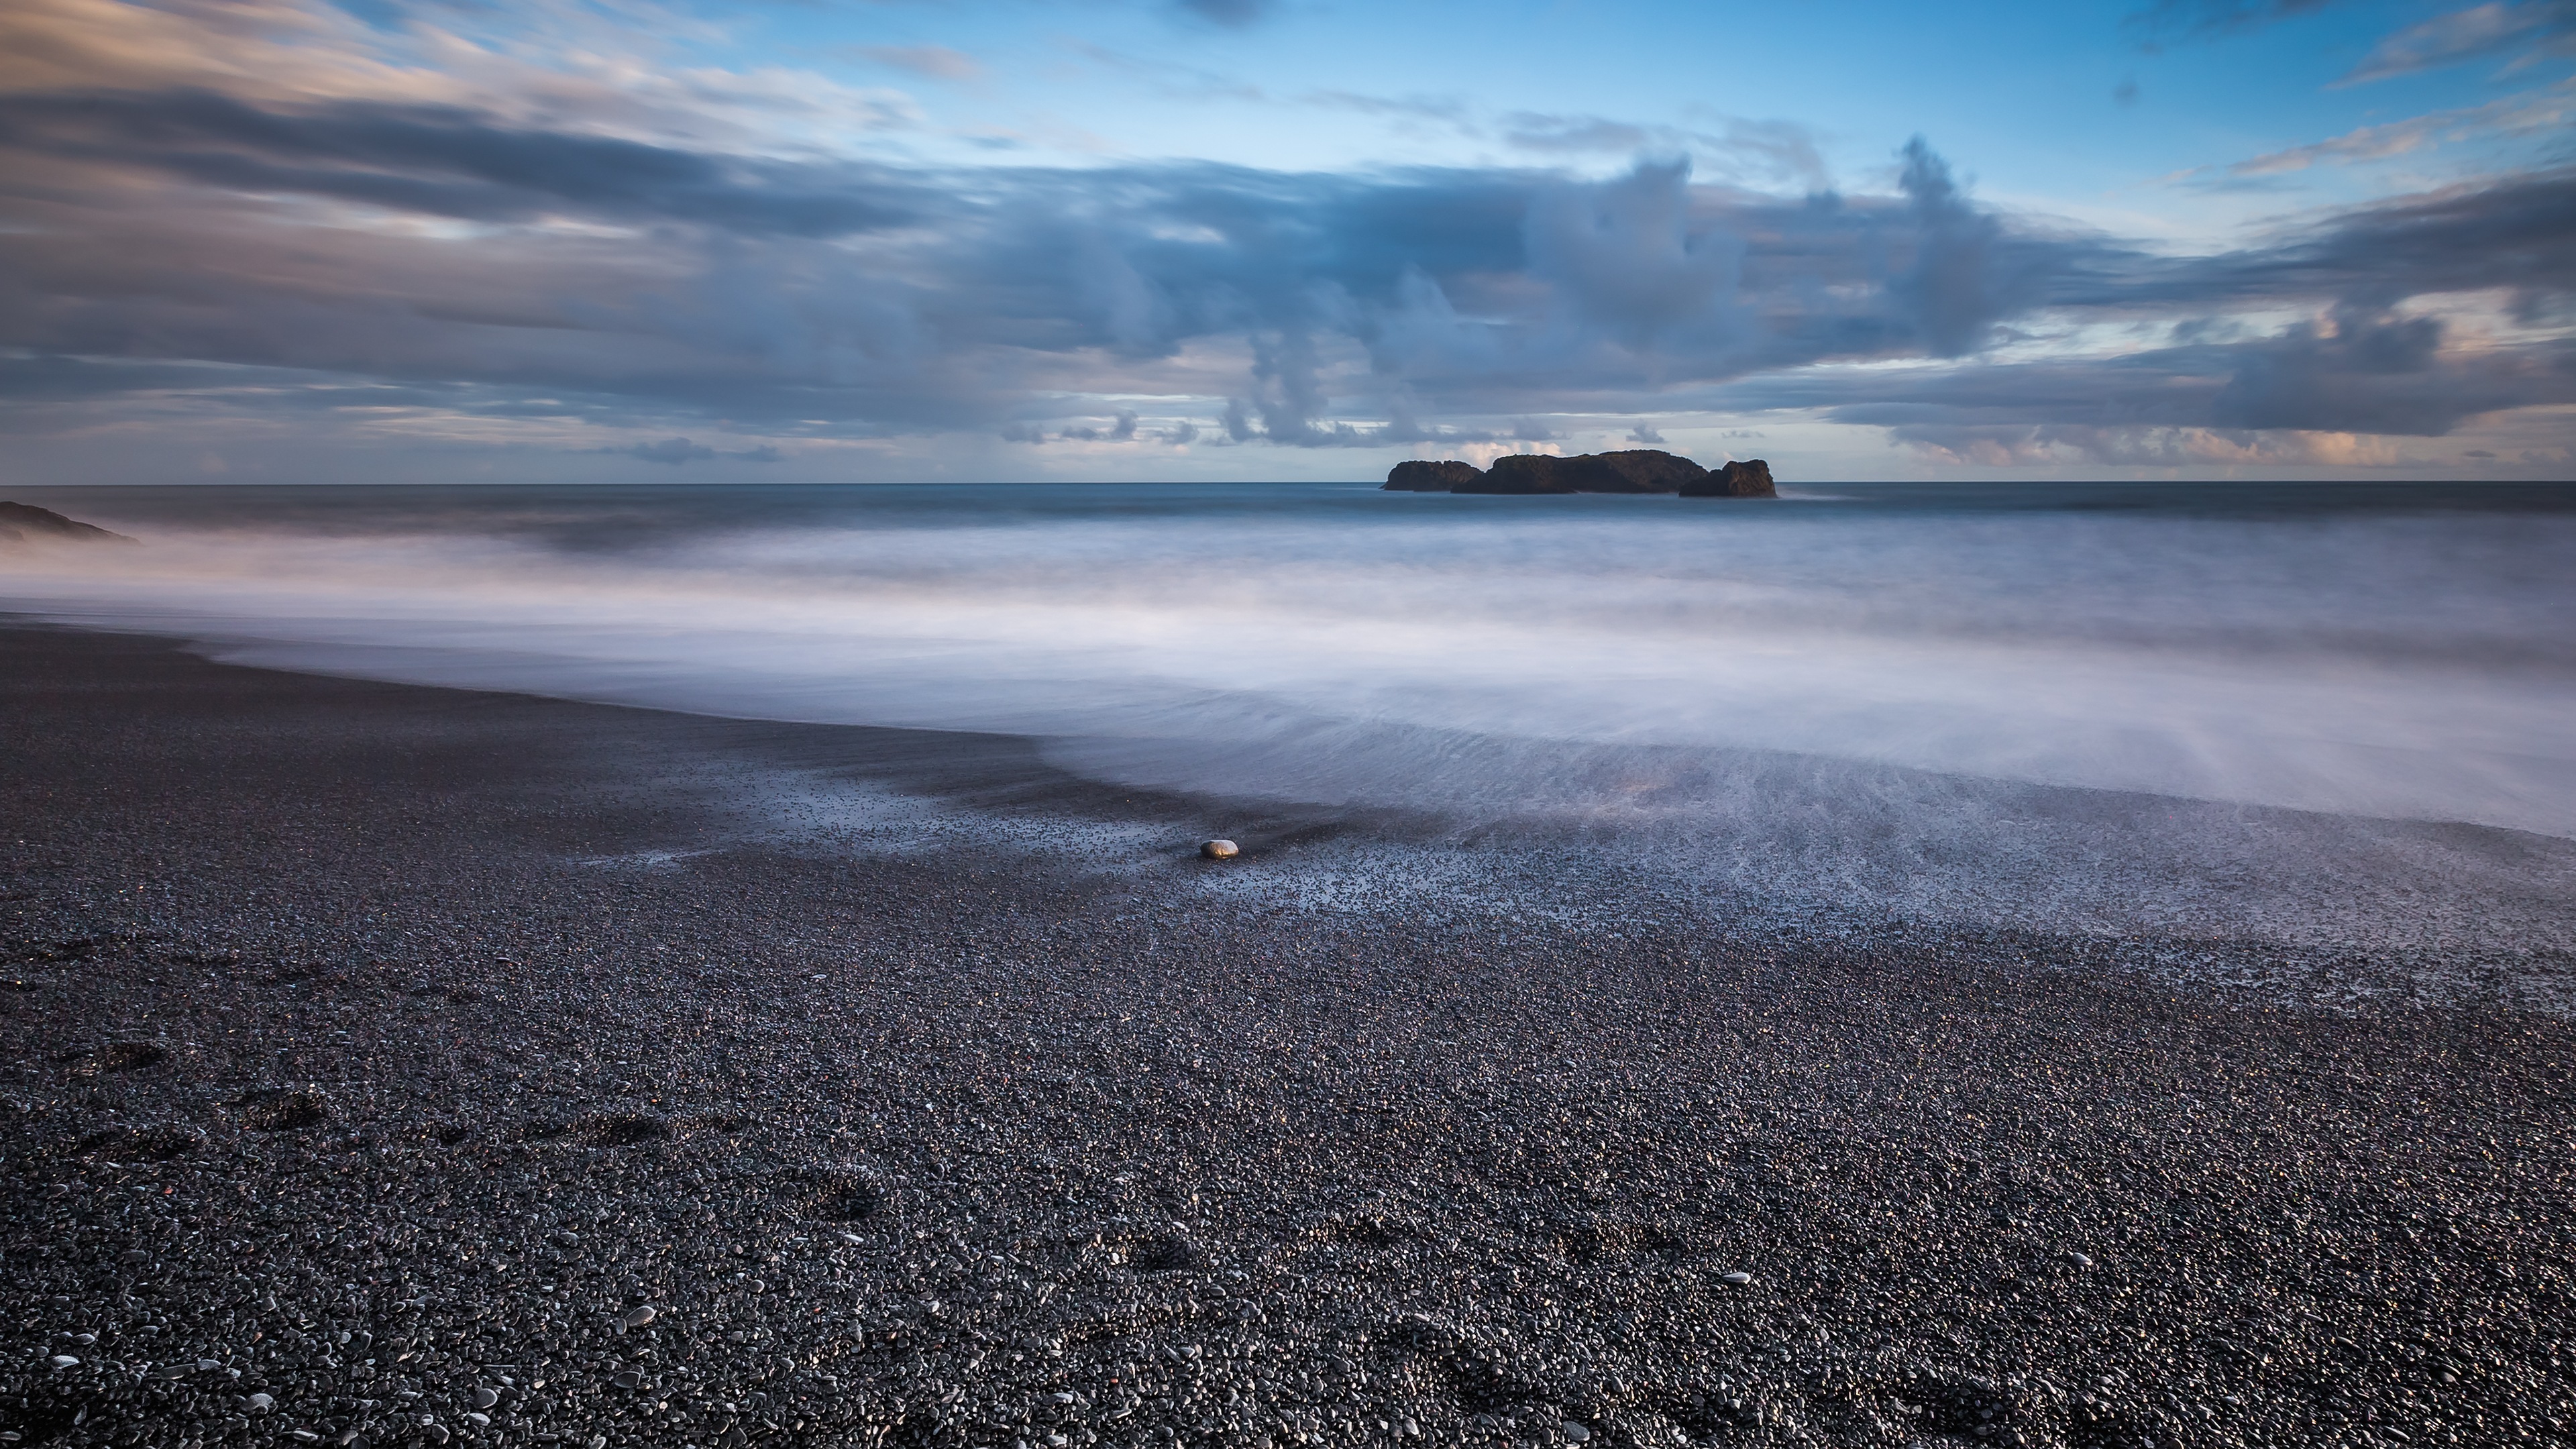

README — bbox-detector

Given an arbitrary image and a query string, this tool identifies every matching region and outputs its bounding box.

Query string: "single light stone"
[1720,1271,1754,1285]
[1562,1424,1593,1444]
[1200,839,1239,859]
[623,1305,656,1329]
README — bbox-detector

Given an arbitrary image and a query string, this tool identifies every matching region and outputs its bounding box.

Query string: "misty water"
[10,480,2575,965]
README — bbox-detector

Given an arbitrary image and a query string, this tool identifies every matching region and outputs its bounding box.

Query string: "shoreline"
[3,623,2571,1449]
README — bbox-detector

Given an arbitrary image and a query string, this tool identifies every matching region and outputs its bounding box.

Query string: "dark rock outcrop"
[0,501,133,544]
[1389,449,1747,496]
[1455,454,1572,494]
[1382,460,1487,492]
[1680,459,1777,498]
[1555,449,1710,494]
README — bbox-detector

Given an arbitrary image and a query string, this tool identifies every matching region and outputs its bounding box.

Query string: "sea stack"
[1555,449,1710,494]
[1680,460,1777,498]
[1382,460,1486,492]
[1382,449,1772,496]
[1457,454,1570,494]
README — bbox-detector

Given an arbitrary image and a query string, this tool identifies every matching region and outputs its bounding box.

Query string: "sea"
[8,480,2575,989]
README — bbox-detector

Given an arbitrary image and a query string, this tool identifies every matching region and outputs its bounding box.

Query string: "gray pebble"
[1200,839,1239,859]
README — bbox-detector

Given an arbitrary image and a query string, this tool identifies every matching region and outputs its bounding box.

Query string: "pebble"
[1562,1423,1592,1443]
[48,1356,76,1368]
[1199,839,1240,859]
[246,1392,274,1412]
[623,1305,657,1328]
[1720,1271,1754,1285]
[474,1387,499,1408]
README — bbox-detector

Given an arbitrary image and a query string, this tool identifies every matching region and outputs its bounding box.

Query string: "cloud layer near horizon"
[1,0,2571,480]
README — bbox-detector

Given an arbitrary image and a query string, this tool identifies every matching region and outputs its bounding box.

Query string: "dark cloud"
[2102,168,2576,311]
[0,89,926,236]
[0,77,2568,460]
[1717,305,2576,451]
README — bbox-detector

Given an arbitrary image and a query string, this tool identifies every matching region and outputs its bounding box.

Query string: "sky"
[0,0,2571,484]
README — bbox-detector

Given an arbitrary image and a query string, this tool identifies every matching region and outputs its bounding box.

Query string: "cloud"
[616,437,780,464]
[2125,0,2343,42]
[1627,421,1666,444]
[1172,0,1275,28]
[2224,80,2575,176]
[851,46,983,83]
[2342,0,2576,83]
[0,89,928,235]
[0,5,2569,475]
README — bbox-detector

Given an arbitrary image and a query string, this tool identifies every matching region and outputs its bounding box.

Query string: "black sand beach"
[3,623,2570,1449]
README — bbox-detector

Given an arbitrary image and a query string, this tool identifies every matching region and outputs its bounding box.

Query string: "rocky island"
[1384,451,1778,498]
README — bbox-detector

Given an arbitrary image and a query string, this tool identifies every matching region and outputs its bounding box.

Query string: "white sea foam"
[9,482,2574,951]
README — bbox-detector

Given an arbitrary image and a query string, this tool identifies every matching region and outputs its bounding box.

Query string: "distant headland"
[0,501,133,545]
[1385,450,1776,498]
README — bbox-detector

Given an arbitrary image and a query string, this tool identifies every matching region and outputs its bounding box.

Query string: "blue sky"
[0,0,2569,482]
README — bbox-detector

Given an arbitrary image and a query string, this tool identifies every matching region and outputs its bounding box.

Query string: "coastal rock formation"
[1385,449,1753,496]
[1458,453,1570,494]
[1556,449,1711,494]
[0,500,133,543]
[1382,460,1485,491]
[1680,459,1777,498]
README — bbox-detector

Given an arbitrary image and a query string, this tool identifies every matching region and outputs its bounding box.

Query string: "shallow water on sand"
[10,480,2576,954]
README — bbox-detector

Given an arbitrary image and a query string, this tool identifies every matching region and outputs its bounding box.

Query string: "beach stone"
[1562,1423,1593,1443]
[48,1355,76,1368]
[474,1387,499,1408]
[623,1305,657,1328]
[1200,839,1239,859]
[1720,1271,1754,1285]
[246,1392,275,1412]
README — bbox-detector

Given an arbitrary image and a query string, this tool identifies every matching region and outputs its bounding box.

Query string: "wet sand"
[3,623,2571,1449]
